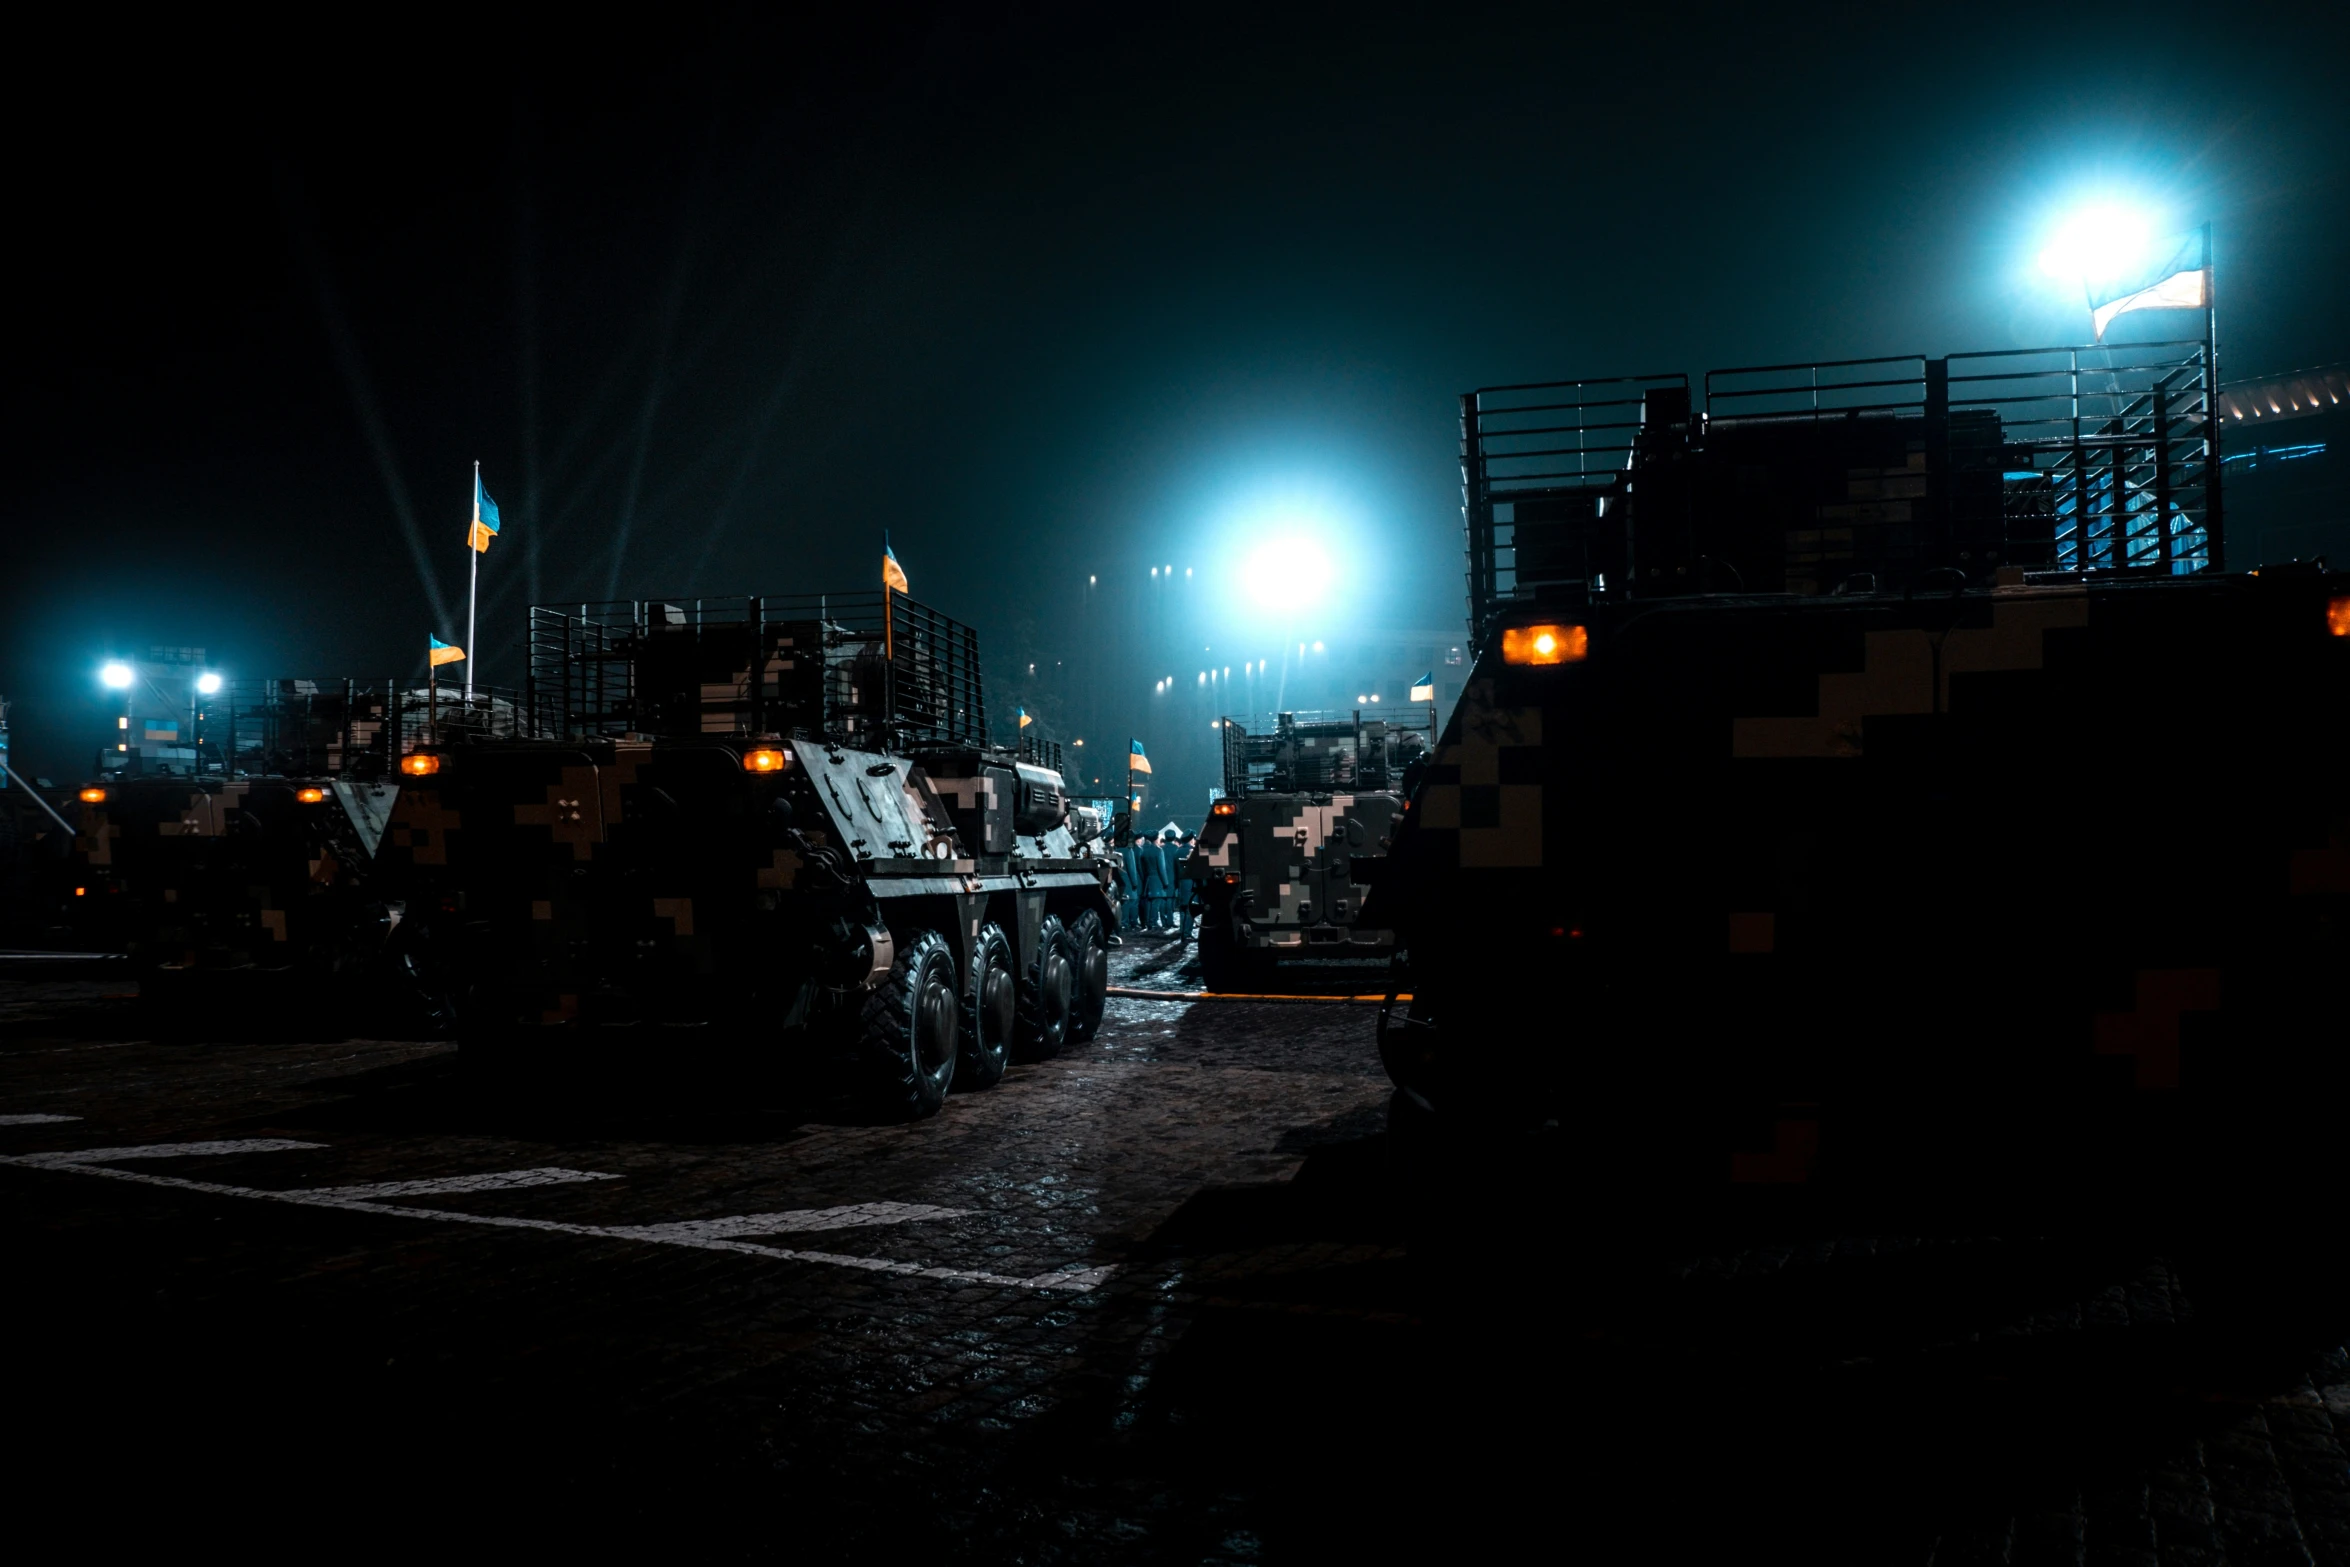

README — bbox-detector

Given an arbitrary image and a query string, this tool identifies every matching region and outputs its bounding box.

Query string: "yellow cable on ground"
[1101,986,1411,1005]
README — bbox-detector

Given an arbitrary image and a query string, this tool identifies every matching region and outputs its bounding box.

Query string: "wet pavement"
[2,944,2345,1561]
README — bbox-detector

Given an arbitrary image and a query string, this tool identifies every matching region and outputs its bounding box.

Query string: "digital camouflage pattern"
[1371,571,2350,1206]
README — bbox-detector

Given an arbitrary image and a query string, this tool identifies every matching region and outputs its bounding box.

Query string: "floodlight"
[196,672,224,695]
[100,661,134,690]
[1242,538,1334,613]
[2038,203,2155,284]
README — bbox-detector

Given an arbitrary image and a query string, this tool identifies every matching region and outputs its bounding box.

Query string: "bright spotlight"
[2038,203,2155,284]
[196,672,223,695]
[1312,640,1325,653]
[1243,538,1334,613]
[100,661,134,690]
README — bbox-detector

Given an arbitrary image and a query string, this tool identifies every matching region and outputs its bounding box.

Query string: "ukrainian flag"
[883,538,910,594]
[1410,671,1435,703]
[429,636,466,667]
[1128,739,1151,775]
[1018,707,1033,729]
[470,473,502,553]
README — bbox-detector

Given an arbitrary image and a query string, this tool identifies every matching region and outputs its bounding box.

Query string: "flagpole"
[466,462,479,703]
[2200,220,2225,572]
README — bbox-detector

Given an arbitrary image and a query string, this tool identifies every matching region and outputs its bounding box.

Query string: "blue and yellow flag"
[1128,738,1152,775]
[882,537,910,594]
[1409,671,1435,702]
[429,636,466,667]
[470,472,502,554]
[2090,232,2209,342]
[1018,706,1033,729]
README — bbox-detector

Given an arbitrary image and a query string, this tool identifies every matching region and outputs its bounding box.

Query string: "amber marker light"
[78,787,107,803]
[2328,595,2350,637]
[1212,800,1238,816]
[743,747,788,774]
[1500,624,1589,666]
[296,787,327,803]
[400,753,441,777]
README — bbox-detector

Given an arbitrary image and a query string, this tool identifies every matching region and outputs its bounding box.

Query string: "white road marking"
[9,1138,325,1167]
[0,1113,84,1125]
[2,1146,1112,1293]
[312,1168,618,1201]
[608,1202,970,1241]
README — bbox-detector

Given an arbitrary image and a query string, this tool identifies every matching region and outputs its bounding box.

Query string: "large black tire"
[1014,914,1075,1061]
[1067,908,1109,1043]
[859,927,960,1118]
[957,922,1015,1091]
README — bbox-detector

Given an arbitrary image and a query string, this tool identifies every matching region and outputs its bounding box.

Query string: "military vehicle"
[1185,709,1431,990]
[69,679,519,1021]
[1369,337,2350,1210]
[377,591,1116,1117]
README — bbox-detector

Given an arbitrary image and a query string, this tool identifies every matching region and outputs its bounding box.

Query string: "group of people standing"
[1116,827,1195,938]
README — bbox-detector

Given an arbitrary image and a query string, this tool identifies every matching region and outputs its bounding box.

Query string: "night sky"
[6,4,2345,808]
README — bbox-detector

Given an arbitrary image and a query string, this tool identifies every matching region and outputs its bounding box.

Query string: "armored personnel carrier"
[1370,338,2350,1209]
[378,591,1115,1117]
[68,679,488,1016]
[1184,710,1431,990]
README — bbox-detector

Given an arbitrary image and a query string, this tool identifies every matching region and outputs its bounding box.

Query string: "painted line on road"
[0,1114,84,1125]
[1,1146,1113,1294]
[311,1168,619,1201]
[9,1138,327,1166]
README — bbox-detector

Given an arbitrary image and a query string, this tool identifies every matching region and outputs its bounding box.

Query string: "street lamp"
[100,662,134,690]
[196,672,223,695]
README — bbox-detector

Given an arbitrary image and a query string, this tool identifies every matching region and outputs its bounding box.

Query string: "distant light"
[100,661,134,690]
[1089,575,1097,585]
[1073,738,1084,746]
[1185,568,1192,577]
[1151,566,1159,577]
[1312,641,1325,653]
[1369,694,1380,703]
[196,672,223,695]
[1197,672,1206,685]
[2038,203,2156,284]
[1356,694,1366,704]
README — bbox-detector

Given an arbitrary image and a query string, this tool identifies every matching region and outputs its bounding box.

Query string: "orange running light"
[400,753,441,777]
[743,747,788,774]
[296,787,327,803]
[74,886,87,897]
[1212,800,1237,816]
[2328,595,2350,637]
[78,787,107,803]
[1501,623,1588,666]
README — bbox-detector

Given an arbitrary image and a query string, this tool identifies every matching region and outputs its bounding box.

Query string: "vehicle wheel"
[1067,908,1109,1043]
[957,922,1015,1091]
[1014,914,1075,1061]
[859,927,960,1118]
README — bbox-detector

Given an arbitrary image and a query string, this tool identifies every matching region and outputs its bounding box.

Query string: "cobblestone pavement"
[2,946,2345,1561]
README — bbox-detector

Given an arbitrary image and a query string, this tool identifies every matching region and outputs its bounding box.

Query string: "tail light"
[296,787,327,803]
[1211,800,1237,817]
[743,747,789,774]
[1501,624,1588,666]
[78,787,106,803]
[2328,595,2349,637]
[400,753,441,777]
